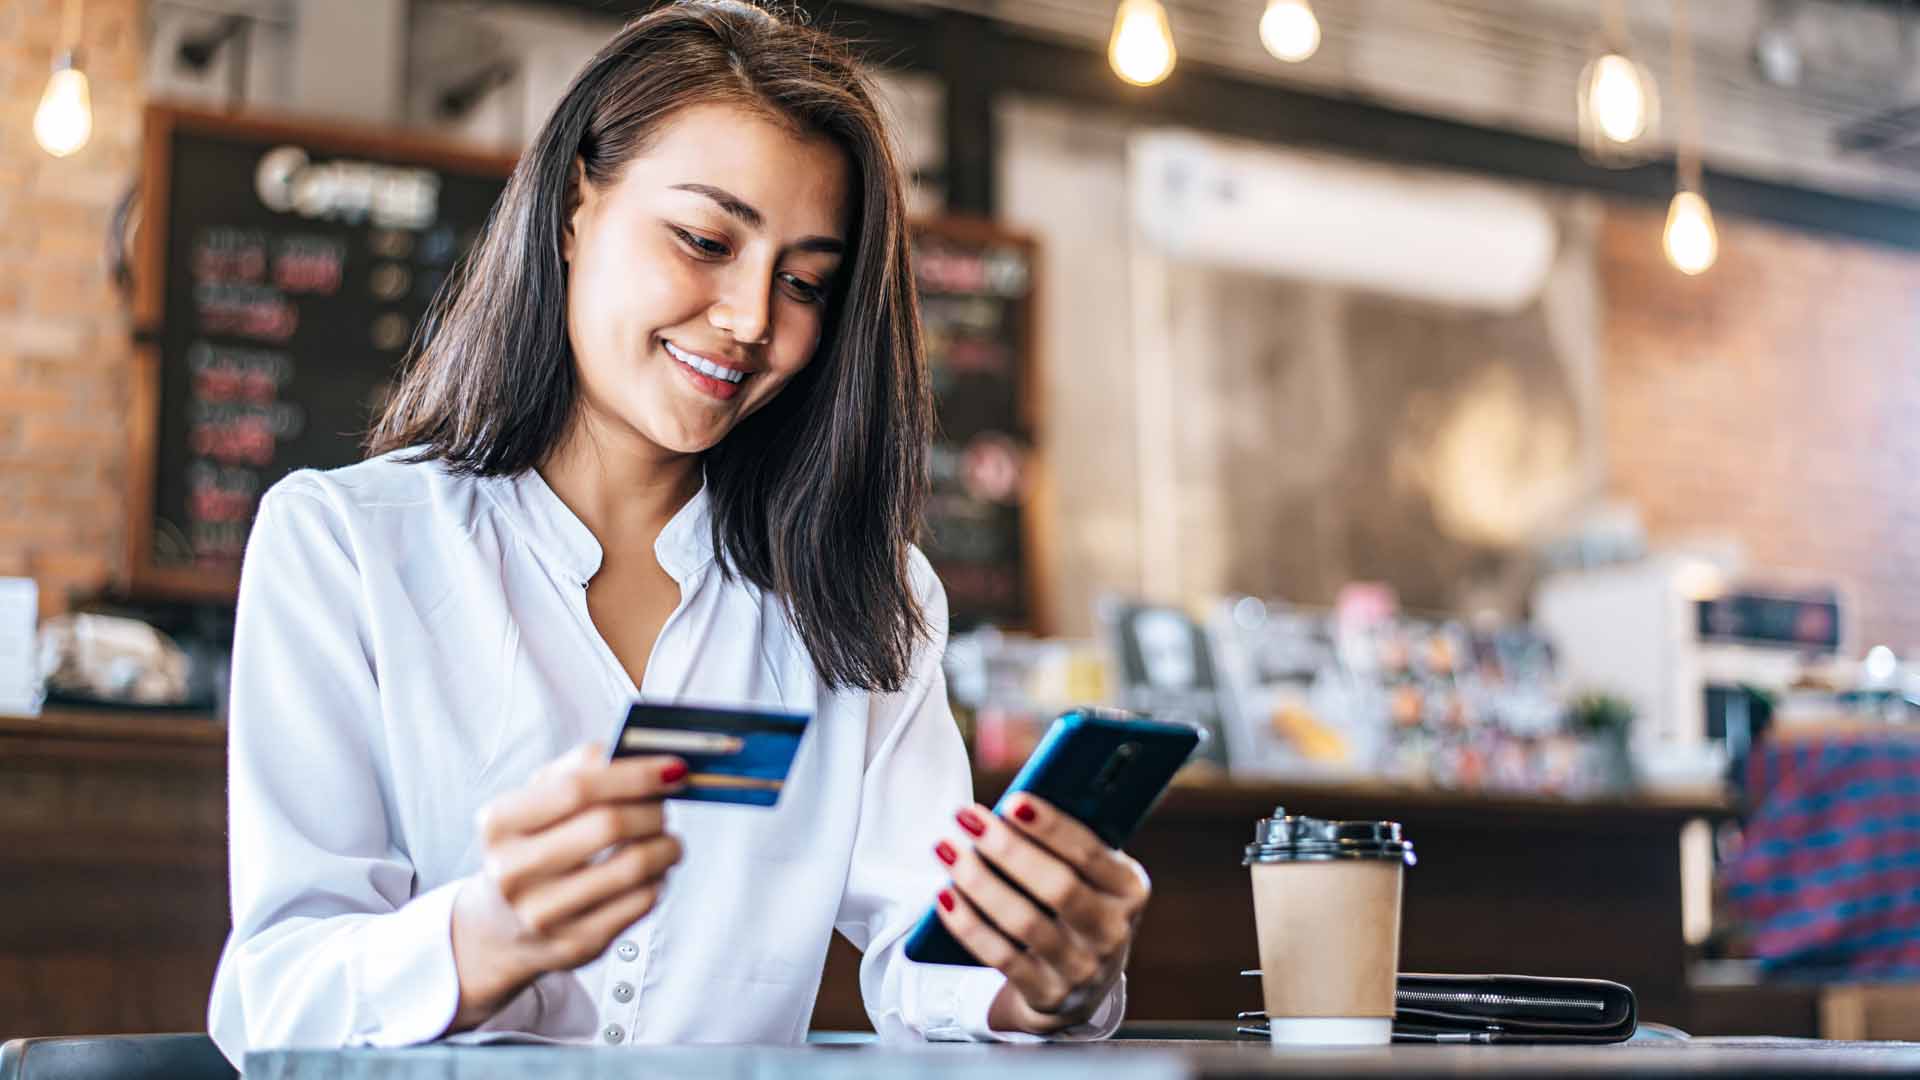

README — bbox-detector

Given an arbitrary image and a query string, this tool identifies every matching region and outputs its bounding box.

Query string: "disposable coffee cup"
[1243,807,1415,1047]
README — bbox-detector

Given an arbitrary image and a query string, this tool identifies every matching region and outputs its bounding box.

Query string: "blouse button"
[603,1023,626,1044]
[616,940,639,962]
[611,981,635,1004]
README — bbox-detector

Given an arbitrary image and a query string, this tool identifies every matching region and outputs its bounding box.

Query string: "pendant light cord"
[1603,0,1629,53]
[1671,0,1701,193]
[62,0,84,52]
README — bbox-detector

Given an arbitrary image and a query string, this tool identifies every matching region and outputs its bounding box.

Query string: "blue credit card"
[610,701,809,807]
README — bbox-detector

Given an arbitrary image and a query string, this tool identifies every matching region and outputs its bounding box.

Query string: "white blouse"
[206,452,1122,1065]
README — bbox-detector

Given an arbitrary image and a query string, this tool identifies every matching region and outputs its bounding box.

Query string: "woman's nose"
[708,280,772,346]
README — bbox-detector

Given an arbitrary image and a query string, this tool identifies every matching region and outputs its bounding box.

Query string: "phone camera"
[1093,741,1139,794]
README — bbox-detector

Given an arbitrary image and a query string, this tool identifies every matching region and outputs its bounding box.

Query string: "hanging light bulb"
[1663,188,1718,275]
[1587,54,1649,143]
[1575,3,1658,167]
[1260,0,1321,63]
[1576,50,1658,163]
[34,52,93,158]
[1662,0,1715,276]
[1109,0,1177,87]
[36,0,91,159]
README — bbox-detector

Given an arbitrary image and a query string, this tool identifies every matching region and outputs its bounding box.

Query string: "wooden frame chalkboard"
[909,216,1052,634]
[125,104,517,601]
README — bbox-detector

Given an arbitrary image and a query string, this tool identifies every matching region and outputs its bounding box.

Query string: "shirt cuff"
[953,969,1128,1043]
[349,877,467,1047]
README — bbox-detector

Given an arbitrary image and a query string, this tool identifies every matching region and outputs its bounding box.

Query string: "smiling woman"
[370,1,925,694]
[206,0,1140,1068]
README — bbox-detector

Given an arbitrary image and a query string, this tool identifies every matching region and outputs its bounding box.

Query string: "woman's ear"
[562,155,589,263]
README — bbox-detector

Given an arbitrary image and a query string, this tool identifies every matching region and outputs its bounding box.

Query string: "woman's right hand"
[448,742,687,1030]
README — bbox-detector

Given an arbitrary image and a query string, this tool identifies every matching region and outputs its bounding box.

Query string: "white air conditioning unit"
[1128,130,1557,311]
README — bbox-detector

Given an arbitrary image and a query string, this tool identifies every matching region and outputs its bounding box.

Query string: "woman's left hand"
[933,795,1150,1035]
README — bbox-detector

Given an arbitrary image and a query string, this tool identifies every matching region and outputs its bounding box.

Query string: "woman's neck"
[538,412,703,561]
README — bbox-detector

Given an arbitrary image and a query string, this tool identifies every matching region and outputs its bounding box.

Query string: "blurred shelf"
[976,768,1736,829]
[0,710,1733,822]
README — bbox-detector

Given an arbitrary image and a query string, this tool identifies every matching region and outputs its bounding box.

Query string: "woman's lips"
[664,340,748,401]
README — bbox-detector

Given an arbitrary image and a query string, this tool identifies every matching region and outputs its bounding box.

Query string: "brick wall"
[1601,203,1920,653]
[0,0,143,616]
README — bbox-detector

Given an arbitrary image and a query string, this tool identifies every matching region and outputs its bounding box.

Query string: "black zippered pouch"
[1391,973,1636,1044]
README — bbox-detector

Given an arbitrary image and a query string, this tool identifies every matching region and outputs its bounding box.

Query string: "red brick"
[0,384,70,414]
[1603,203,1920,651]
[21,416,121,454]
[32,224,104,263]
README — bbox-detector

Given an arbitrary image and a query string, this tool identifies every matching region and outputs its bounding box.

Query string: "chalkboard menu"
[910,219,1044,631]
[128,106,514,597]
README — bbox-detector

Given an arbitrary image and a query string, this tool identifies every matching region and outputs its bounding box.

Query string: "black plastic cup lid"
[1243,807,1416,866]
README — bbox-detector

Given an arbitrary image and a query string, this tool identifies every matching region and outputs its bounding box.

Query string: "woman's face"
[562,101,852,457]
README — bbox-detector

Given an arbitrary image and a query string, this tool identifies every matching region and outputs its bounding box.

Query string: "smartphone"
[902,708,1202,966]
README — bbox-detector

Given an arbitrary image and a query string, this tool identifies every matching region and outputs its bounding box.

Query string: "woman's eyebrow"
[670,182,845,255]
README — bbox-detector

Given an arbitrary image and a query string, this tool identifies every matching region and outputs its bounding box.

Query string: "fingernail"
[956,808,986,837]
[938,888,956,912]
[661,761,688,784]
[934,840,958,866]
[1013,800,1037,824]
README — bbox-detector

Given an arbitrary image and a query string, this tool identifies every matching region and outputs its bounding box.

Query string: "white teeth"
[665,341,745,383]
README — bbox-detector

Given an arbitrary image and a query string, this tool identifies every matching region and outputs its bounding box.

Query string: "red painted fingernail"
[938,888,956,912]
[1013,800,1037,824]
[956,809,986,837]
[661,761,688,783]
[934,840,958,866]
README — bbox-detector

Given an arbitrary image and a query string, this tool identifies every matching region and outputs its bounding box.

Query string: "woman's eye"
[781,274,827,305]
[672,227,729,258]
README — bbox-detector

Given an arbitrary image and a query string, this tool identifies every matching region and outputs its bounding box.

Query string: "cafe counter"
[0,710,1732,1038]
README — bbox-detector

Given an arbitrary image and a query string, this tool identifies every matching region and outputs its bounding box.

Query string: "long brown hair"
[371,0,931,693]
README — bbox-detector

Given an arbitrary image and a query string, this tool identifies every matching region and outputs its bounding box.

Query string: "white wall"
[999,96,1614,628]
[291,0,407,126]
[146,0,296,113]
[998,99,1147,633]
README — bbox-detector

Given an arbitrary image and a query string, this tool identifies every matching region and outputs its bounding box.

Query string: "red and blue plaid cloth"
[1722,732,1920,978]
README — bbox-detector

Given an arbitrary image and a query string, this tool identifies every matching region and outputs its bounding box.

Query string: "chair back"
[0,1034,234,1080]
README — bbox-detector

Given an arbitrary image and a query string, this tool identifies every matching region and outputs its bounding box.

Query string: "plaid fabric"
[1721,733,1920,978]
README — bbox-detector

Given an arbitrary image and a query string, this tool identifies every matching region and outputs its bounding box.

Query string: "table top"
[247,1038,1920,1079]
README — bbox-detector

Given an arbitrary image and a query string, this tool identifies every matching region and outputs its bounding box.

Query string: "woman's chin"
[637,413,735,457]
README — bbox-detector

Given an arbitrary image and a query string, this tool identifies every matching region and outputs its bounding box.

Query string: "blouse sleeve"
[206,478,525,1064]
[832,551,1125,1042]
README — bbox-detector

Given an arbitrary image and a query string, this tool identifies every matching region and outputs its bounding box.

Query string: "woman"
[206,0,1148,1064]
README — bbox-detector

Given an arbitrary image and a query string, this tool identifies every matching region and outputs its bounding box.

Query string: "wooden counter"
[0,710,1732,1039]
[0,709,226,1039]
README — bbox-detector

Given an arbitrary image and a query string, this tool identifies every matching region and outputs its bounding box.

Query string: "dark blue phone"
[902,708,1202,966]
